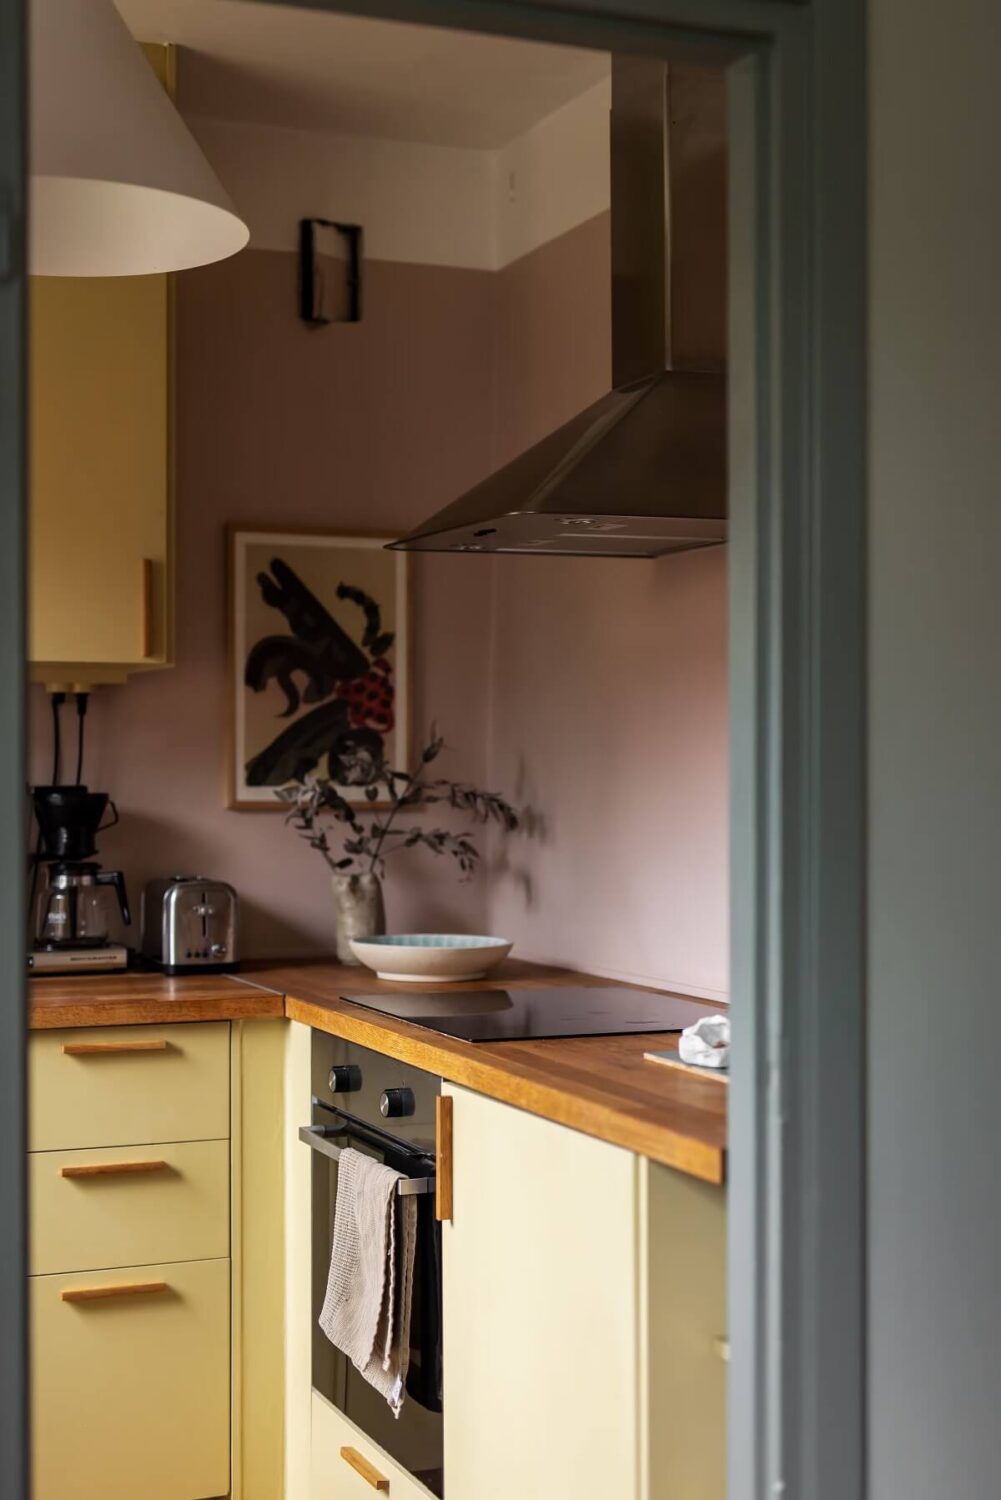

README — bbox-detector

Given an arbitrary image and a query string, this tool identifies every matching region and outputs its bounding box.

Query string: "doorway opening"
[8,3,866,1499]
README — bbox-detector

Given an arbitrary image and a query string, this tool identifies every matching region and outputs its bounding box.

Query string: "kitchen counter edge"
[28,971,285,1029]
[27,961,727,1185]
[264,960,728,1186]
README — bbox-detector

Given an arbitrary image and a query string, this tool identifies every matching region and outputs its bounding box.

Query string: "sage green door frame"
[0,1,865,1497]
[0,0,27,1495]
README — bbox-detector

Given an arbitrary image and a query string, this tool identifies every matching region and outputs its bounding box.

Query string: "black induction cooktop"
[341,985,714,1043]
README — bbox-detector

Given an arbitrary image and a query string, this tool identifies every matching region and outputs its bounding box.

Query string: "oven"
[303,1031,444,1496]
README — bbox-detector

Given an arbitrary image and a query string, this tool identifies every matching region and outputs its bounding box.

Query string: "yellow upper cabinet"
[28,43,174,688]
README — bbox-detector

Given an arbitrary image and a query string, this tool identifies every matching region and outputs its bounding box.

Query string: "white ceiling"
[116,0,610,149]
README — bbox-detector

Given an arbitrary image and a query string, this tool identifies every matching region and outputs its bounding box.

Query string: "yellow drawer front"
[32,1256,230,1500]
[311,1390,434,1500]
[30,1138,230,1276]
[29,1022,230,1151]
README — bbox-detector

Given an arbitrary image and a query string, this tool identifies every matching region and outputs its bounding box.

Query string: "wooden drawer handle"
[435,1095,453,1223]
[713,1336,731,1362]
[340,1446,389,1492]
[62,1281,168,1304]
[62,1039,169,1056]
[61,1159,168,1179]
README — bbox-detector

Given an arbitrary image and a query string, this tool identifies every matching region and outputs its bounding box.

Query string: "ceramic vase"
[331,871,386,965]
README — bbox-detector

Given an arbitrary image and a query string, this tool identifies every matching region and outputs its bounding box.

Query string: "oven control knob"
[329,1065,362,1094]
[380,1087,416,1119]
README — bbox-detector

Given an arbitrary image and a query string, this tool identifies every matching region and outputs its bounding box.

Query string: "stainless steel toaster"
[140,877,239,974]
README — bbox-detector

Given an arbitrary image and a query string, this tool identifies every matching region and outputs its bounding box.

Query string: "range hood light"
[557,518,628,531]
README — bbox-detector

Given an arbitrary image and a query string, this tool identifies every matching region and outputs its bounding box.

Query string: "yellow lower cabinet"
[644,1164,727,1500]
[31,1256,231,1500]
[30,1138,230,1276]
[233,1018,288,1500]
[442,1084,643,1500]
[441,1084,727,1500]
[311,1390,432,1500]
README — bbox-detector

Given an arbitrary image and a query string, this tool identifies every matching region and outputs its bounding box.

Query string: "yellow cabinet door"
[28,270,170,674]
[28,1022,230,1152]
[30,1138,230,1276]
[442,1084,642,1500]
[644,1163,727,1500]
[32,1256,230,1500]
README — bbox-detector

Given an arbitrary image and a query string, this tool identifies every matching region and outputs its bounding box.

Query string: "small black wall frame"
[299,218,362,324]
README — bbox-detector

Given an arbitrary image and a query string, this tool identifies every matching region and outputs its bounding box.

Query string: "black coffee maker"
[29,786,131,973]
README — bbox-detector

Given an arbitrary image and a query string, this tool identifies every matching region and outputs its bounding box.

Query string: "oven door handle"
[298,1124,435,1198]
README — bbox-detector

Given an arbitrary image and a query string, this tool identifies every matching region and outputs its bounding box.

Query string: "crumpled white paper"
[678,1014,730,1069]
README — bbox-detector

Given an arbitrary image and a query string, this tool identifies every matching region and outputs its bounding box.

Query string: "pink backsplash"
[30,217,728,995]
[485,548,728,998]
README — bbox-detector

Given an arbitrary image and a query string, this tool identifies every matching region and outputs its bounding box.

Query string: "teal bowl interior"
[355,934,510,950]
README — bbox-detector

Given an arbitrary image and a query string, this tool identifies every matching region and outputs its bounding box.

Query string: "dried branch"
[277,729,519,879]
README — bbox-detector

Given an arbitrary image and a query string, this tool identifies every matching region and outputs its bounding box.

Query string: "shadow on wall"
[92,802,497,955]
[483,545,729,996]
[486,753,547,912]
[91,810,318,952]
[230,894,326,958]
[91,807,325,955]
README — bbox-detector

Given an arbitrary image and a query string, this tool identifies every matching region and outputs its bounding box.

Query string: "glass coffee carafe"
[29,784,131,957]
[34,863,131,951]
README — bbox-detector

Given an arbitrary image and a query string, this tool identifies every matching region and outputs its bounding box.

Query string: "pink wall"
[30,219,728,994]
[486,549,728,997]
[31,249,498,957]
[485,215,729,998]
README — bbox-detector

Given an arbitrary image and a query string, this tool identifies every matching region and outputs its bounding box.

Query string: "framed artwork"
[229,528,411,809]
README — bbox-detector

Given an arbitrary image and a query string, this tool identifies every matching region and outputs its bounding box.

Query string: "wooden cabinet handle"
[62,1039,169,1056]
[713,1335,731,1362]
[61,1159,168,1179]
[62,1281,168,1304]
[435,1094,453,1223]
[340,1446,389,1492]
[141,556,155,658]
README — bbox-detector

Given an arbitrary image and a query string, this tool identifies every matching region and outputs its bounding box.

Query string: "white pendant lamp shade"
[30,0,249,276]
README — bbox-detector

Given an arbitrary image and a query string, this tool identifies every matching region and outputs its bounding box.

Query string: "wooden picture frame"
[228,526,411,810]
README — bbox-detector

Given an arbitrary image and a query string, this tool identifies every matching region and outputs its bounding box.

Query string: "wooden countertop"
[27,960,727,1184]
[254,959,728,1185]
[28,971,285,1030]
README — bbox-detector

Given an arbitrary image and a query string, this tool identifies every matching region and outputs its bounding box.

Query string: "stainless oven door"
[303,1108,444,1497]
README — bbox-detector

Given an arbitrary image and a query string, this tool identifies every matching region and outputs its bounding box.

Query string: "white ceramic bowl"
[349,934,513,983]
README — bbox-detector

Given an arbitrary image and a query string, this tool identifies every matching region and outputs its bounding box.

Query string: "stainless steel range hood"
[389,59,727,559]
